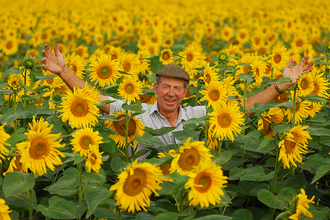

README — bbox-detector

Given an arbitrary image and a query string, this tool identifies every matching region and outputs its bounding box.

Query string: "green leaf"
[194,215,232,220]
[44,175,78,196]
[6,190,37,211]
[232,209,254,220]
[2,67,19,77]
[22,85,36,93]
[144,126,176,136]
[110,156,126,173]
[135,132,165,147]
[37,196,77,219]
[215,151,232,166]
[163,173,189,192]
[257,189,287,210]
[35,74,57,80]
[230,166,274,181]
[95,100,116,107]
[273,124,289,135]
[257,137,276,151]
[6,128,27,146]
[311,165,330,184]
[3,173,35,198]
[154,212,179,220]
[172,130,201,142]
[182,115,210,128]
[122,101,144,112]
[297,154,324,174]
[306,127,330,136]
[300,205,329,220]
[307,113,326,123]
[0,109,26,124]
[83,169,107,183]
[276,77,292,84]
[302,94,328,103]
[238,72,253,85]
[100,139,117,154]
[85,190,114,218]
[135,212,155,220]
[0,89,14,95]
[276,173,306,193]
[250,101,278,113]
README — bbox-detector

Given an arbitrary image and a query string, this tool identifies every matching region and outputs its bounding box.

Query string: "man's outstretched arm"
[41,44,110,114]
[245,56,315,115]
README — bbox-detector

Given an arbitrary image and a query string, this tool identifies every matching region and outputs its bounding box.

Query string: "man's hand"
[282,56,315,84]
[41,44,66,75]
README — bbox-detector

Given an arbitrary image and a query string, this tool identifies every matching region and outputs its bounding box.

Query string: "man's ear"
[154,83,158,96]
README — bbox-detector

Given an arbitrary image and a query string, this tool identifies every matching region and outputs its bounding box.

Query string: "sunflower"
[307,102,323,118]
[120,53,140,77]
[200,81,228,109]
[236,28,250,44]
[208,102,245,142]
[17,118,65,176]
[278,125,312,169]
[65,54,85,79]
[179,44,203,71]
[29,116,51,132]
[106,46,124,61]
[137,49,150,73]
[0,199,12,220]
[257,107,284,137]
[89,54,119,87]
[105,111,145,148]
[159,48,174,65]
[85,144,103,174]
[0,124,10,161]
[221,25,234,42]
[271,44,289,78]
[139,85,157,105]
[7,73,24,91]
[118,75,143,103]
[59,84,101,129]
[200,63,218,85]
[285,97,309,124]
[71,127,103,157]
[310,70,330,98]
[73,45,89,59]
[157,152,173,182]
[297,74,314,96]
[289,189,315,220]
[185,161,227,208]
[109,159,163,213]
[89,48,105,62]
[169,137,213,175]
[2,38,18,56]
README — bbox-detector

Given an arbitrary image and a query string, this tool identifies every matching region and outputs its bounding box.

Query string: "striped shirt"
[107,98,206,153]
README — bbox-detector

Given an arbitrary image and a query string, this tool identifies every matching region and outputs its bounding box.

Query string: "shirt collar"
[151,101,189,125]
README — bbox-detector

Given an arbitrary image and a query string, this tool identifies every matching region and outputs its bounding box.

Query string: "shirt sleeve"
[107,96,125,115]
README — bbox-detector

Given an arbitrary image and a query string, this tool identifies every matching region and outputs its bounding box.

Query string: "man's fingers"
[41,57,47,63]
[44,44,53,55]
[54,44,61,56]
[285,57,293,69]
[296,56,309,68]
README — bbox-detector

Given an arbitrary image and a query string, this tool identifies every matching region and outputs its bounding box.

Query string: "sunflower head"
[217,52,229,65]
[22,55,36,69]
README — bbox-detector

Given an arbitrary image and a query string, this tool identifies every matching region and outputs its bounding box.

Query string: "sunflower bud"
[53,93,62,102]
[22,55,35,69]
[217,52,229,65]
[325,41,330,53]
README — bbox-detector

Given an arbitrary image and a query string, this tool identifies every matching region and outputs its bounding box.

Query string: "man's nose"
[168,88,175,96]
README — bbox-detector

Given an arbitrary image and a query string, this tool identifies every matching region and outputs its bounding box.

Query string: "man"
[41,44,314,146]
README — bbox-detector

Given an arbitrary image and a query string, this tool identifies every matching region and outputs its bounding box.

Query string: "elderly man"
[41,44,314,145]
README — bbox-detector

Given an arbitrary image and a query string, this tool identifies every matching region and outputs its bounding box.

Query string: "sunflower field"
[1,0,330,219]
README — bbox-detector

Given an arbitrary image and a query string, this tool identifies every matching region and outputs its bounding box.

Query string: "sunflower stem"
[195,86,199,106]
[23,68,28,129]
[189,206,194,218]
[241,80,247,166]
[292,85,297,126]
[218,139,223,156]
[271,150,280,220]
[78,162,83,205]
[125,110,129,163]
[29,188,33,220]
[179,190,184,219]
[13,91,17,132]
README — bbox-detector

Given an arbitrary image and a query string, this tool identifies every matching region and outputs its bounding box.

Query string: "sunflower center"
[243,66,250,74]
[205,74,211,84]
[195,174,211,193]
[178,148,200,172]
[274,54,281,64]
[160,164,171,175]
[125,83,135,94]
[209,89,220,101]
[301,79,307,89]
[71,99,89,117]
[240,33,246,39]
[123,63,131,72]
[284,140,296,154]
[99,67,112,79]
[46,78,54,84]
[311,84,319,95]
[30,137,50,159]
[72,64,78,73]
[114,116,137,136]
[162,52,170,60]
[90,153,97,164]
[111,54,117,60]
[123,168,147,196]
[220,54,227,60]
[139,94,152,103]
[187,53,193,62]
[218,113,231,128]
[80,136,93,150]
[296,39,303,47]
[6,41,13,49]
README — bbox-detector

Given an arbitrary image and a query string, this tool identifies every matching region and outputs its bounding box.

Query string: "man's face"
[154,76,188,115]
